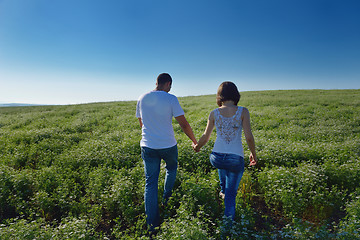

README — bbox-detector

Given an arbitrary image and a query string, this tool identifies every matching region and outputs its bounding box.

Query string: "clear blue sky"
[1,0,359,105]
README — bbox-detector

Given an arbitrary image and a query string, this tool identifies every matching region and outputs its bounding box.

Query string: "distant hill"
[0,103,42,107]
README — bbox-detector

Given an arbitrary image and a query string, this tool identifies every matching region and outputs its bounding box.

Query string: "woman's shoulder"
[239,107,250,119]
[209,108,218,119]
[210,108,220,114]
[214,107,224,113]
[238,106,248,112]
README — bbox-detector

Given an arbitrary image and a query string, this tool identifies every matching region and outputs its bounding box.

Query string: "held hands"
[192,142,201,152]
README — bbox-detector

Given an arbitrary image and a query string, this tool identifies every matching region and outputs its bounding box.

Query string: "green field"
[0,89,359,239]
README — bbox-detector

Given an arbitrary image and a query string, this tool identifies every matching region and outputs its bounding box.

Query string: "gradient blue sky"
[1,0,359,105]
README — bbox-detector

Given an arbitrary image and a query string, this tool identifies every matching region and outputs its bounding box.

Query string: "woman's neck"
[221,101,236,107]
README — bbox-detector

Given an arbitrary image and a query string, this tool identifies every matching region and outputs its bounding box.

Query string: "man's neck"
[155,82,171,92]
[155,86,169,92]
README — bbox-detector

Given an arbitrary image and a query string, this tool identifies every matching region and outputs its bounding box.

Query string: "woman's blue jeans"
[141,145,178,230]
[210,152,244,220]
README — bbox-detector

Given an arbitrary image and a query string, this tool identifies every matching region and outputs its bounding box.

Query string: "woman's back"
[212,106,244,157]
[217,105,239,118]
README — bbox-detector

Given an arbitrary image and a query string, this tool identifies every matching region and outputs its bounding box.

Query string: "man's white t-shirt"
[136,90,184,149]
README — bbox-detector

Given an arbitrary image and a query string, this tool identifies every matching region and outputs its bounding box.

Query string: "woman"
[193,81,258,221]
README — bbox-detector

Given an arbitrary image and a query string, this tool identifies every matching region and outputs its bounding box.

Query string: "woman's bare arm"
[194,111,215,152]
[242,108,258,166]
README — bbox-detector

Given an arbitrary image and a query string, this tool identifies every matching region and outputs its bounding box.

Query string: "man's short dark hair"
[157,73,172,86]
[216,81,241,107]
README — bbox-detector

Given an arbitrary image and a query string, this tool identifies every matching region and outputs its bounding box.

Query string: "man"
[136,73,197,231]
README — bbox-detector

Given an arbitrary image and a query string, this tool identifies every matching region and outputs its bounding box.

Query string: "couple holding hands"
[136,73,258,232]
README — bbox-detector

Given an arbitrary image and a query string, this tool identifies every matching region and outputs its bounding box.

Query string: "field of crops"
[0,89,359,239]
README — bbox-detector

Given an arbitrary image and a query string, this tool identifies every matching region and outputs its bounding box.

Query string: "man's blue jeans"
[210,152,244,220]
[141,145,178,230]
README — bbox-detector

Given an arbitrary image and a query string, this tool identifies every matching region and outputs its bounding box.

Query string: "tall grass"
[0,89,359,239]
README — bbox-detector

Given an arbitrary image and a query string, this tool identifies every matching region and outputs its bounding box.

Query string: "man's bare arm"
[175,115,197,145]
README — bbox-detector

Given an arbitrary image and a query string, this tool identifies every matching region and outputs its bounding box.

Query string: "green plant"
[0,89,359,238]
[337,189,360,239]
[258,163,343,223]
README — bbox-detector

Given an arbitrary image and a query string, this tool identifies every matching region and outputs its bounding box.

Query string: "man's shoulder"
[142,91,178,99]
[137,91,155,101]
[155,90,176,97]
[137,91,180,106]
[163,92,178,100]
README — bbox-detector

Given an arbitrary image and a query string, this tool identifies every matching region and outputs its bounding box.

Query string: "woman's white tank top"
[212,107,244,157]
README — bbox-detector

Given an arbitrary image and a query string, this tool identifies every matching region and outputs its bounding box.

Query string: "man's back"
[136,90,184,149]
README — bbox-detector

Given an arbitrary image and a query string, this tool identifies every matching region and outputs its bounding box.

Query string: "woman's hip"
[210,152,244,172]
